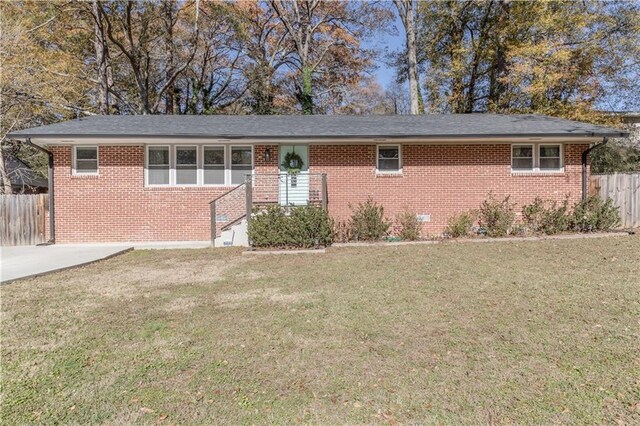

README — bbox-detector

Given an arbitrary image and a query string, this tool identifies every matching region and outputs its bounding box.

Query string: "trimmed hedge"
[247,205,333,249]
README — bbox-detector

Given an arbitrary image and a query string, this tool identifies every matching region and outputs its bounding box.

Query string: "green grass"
[2,236,639,424]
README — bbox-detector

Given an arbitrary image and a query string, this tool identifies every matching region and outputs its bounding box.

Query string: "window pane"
[204,168,225,185]
[204,147,224,165]
[378,146,399,160]
[149,147,169,165]
[231,147,252,184]
[378,159,400,171]
[231,147,252,165]
[76,160,98,173]
[540,145,560,158]
[76,147,97,160]
[231,166,251,185]
[512,145,533,158]
[176,168,197,184]
[149,167,169,185]
[378,146,400,171]
[176,147,196,165]
[204,147,225,184]
[512,158,533,169]
[540,158,561,169]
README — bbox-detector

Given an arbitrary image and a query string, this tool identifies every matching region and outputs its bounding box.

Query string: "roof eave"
[8,131,630,141]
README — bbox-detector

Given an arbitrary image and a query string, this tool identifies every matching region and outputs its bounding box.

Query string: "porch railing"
[209,173,328,244]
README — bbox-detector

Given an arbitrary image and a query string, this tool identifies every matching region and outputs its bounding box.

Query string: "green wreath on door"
[281,150,304,174]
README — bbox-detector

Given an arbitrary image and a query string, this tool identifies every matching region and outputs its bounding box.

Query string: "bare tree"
[394,0,423,114]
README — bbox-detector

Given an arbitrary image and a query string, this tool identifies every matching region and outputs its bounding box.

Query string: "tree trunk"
[300,66,313,115]
[92,0,110,115]
[162,1,175,114]
[395,0,422,115]
[0,148,13,194]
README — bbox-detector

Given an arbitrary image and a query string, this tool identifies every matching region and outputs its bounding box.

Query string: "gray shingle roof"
[8,114,627,140]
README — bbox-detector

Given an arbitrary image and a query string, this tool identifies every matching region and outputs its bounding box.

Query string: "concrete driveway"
[1,244,133,284]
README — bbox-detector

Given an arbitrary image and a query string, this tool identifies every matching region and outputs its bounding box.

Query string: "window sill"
[376,171,403,177]
[71,173,99,179]
[511,169,565,177]
[143,185,237,191]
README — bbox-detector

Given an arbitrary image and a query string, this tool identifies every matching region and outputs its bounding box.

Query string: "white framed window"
[511,144,534,170]
[231,146,253,185]
[511,143,563,172]
[377,145,401,173]
[73,146,98,175]
[175,145,197,185]
[539,144,562,170]
[203,146,225,185]
[147,145,170,185]
[144,144,253,187]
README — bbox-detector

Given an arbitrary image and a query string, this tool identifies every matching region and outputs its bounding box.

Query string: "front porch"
[210,173,328,246]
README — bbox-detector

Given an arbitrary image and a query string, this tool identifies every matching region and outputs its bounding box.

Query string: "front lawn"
[2,236,639,424]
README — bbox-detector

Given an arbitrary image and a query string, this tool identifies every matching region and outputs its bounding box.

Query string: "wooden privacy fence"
[590,173,640,229]
[0,194,49,246]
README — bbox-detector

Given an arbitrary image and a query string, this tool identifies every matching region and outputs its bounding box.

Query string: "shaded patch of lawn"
[2,237,639,424]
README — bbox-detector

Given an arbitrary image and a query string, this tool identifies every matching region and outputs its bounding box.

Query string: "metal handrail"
[208,182,246,205]
[210,173,328,245]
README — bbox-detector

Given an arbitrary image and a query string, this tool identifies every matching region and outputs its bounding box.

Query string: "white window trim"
[174,145,199,186]
[145,145,171,186]
[511,143,564,173]
[72,145,99,176]
[144,144,254,187]
[376,144,402,174]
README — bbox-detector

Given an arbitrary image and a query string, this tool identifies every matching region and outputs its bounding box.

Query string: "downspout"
[582,137,608,202]
[25,138,55,244]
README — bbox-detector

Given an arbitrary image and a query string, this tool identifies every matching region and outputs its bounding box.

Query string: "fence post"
[245,175,253,225]
[285,174,289,206]
[321,173,328,211]
[210,201,216,246]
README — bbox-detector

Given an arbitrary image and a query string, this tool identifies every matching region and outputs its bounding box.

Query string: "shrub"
[247,205,287,247]
[396,210,422,241]
[332,220,352,243]
[444,212,475,238]
[349,198,391,241]
[248,205,333,248]
[477,193,517,237]
[287,205,333,247]
[570,195,620,232]
[521,197,569,235]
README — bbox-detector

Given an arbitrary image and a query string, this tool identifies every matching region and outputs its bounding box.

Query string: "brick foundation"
[50,143,589,243]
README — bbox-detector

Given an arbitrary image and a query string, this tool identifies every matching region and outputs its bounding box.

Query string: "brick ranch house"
[9,114,626,246]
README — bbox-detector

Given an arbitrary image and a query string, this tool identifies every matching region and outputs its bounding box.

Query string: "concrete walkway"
[0,244,133,284]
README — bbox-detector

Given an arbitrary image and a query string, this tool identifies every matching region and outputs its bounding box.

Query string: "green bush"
[570,196,620,232]
[396,210,422,241]
[477,194,517,237]
[349,198,391,241]
[444,212,475,238]
[521,197,569,235]
[248,205,333,248]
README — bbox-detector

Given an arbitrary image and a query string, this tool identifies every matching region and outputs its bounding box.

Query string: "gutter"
[25,138,55,244]
[582,137,608,202]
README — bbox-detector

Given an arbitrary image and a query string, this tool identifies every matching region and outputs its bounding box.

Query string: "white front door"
[279,145,309,206]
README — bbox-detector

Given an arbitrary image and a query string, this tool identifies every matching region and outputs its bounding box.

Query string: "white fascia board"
[30,135,605,146]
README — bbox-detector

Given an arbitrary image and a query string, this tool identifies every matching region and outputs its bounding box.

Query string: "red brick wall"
[50,143,589,243]
[309,143,589,236]
[51,146,237,242]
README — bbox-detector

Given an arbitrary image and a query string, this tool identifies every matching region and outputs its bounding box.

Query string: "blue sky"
[365,14,405,88]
